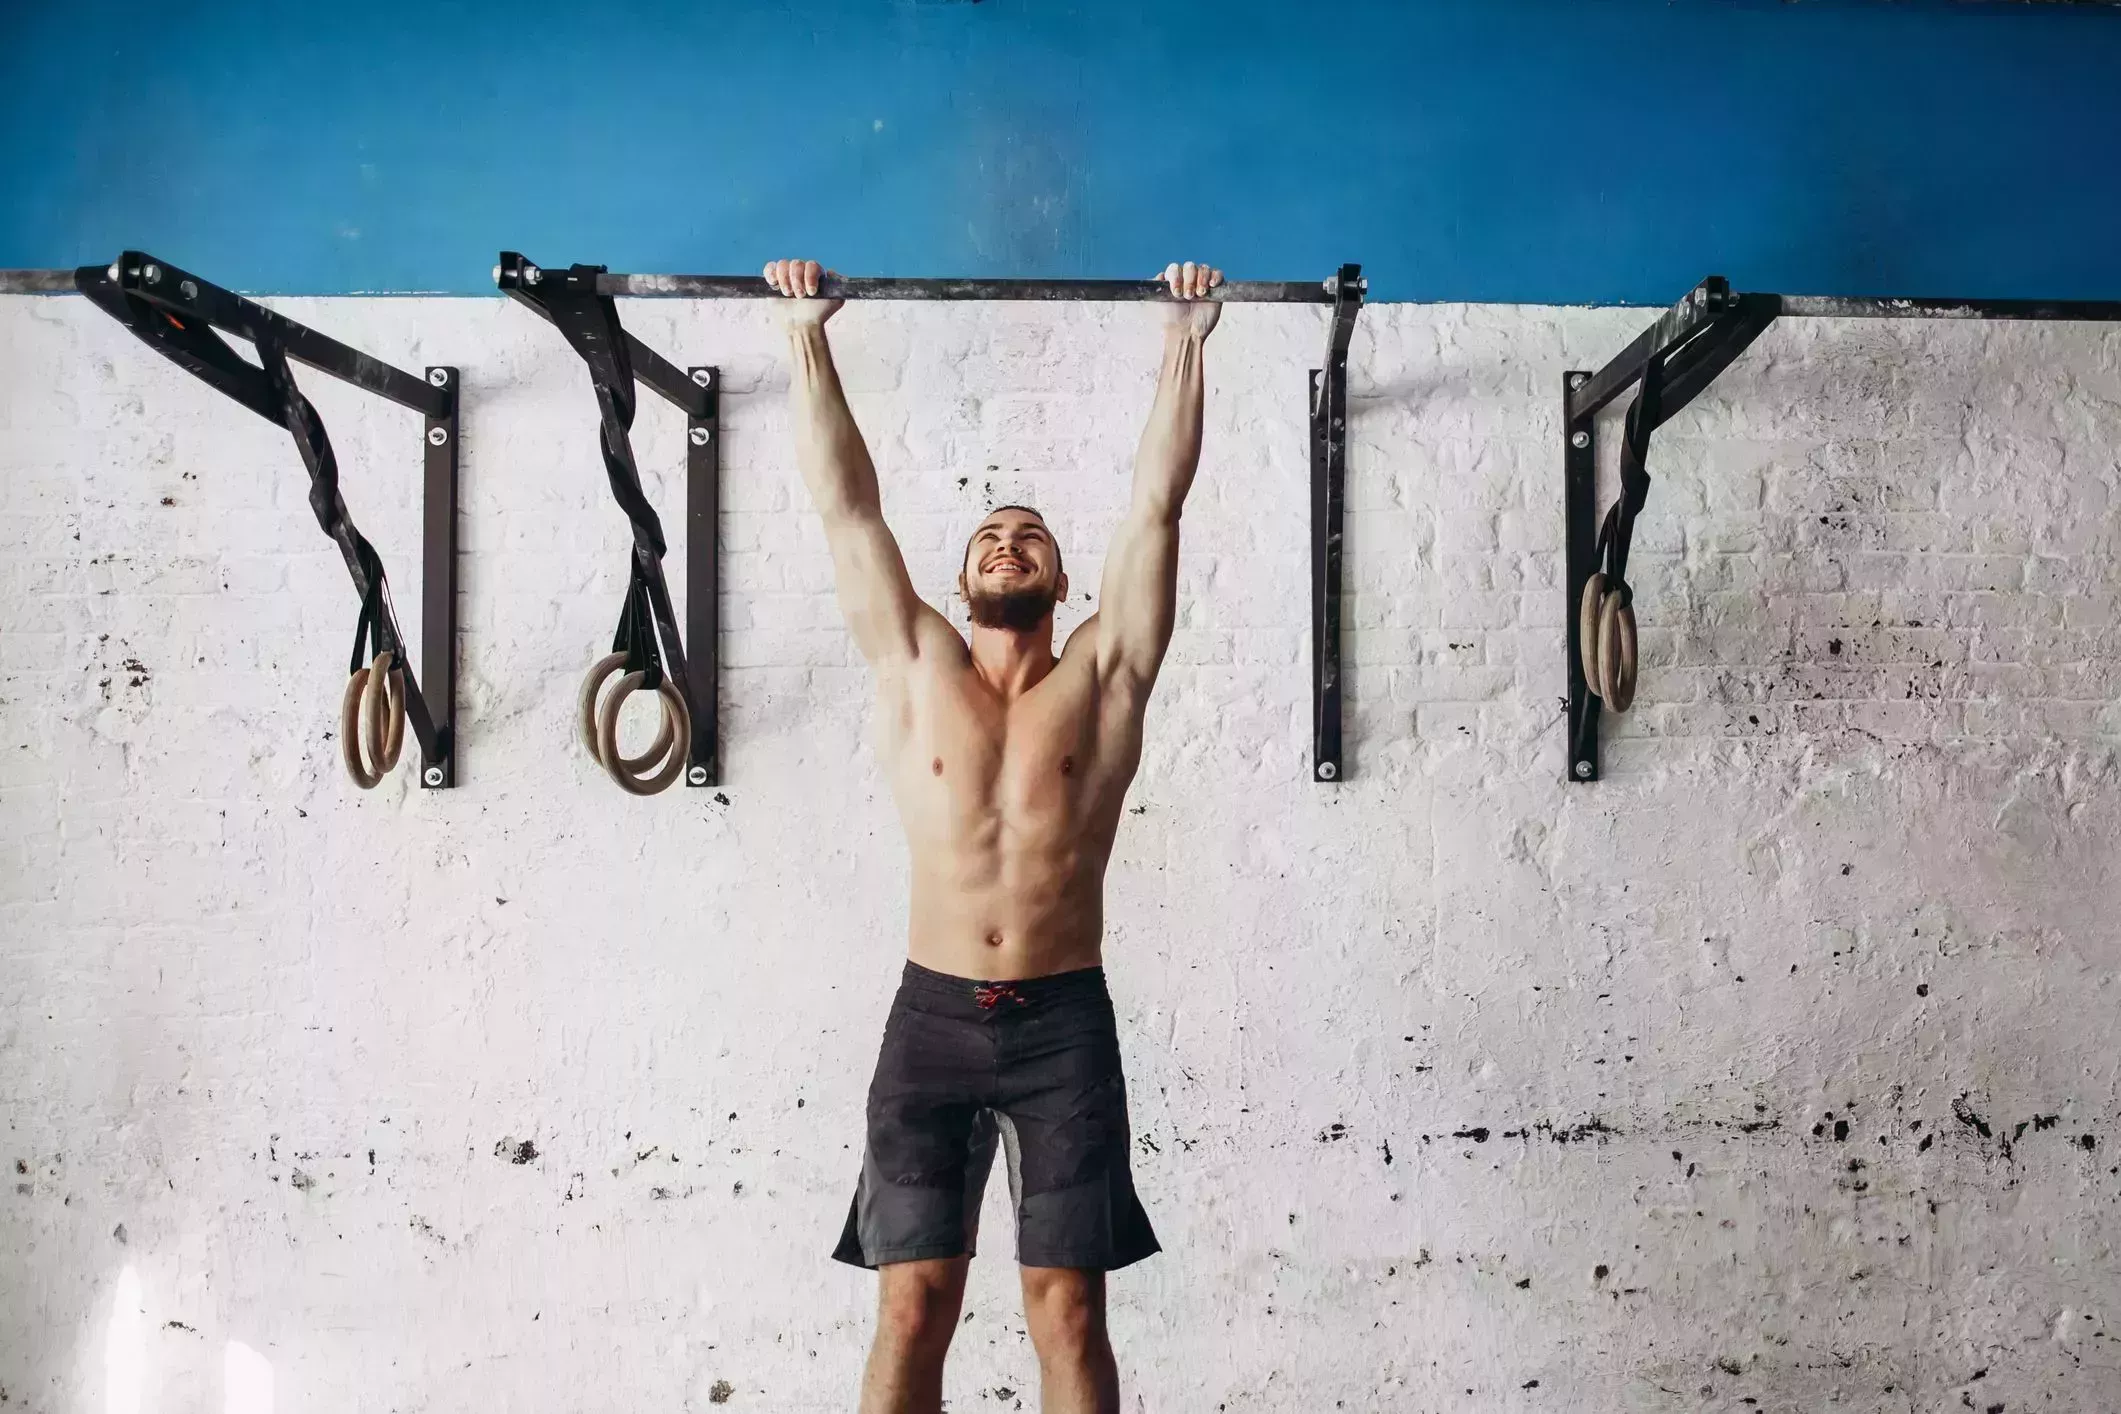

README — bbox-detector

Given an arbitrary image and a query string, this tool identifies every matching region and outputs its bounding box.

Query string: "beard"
[965,581,1057,631]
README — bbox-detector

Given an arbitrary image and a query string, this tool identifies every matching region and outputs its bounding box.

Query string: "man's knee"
[1021,1267,1107,1357]
[875,1259,966,1358]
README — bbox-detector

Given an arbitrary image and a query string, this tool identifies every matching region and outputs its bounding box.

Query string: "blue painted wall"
[3,0,2117,302]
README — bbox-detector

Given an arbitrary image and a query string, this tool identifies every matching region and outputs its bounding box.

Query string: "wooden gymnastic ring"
[340,666,382,789]
[365,649,407,774]
[578,652,675,771]
[595,671,691,796]
[1578,572,1608,691]
[1595,592,1638,714]
[340,652,407,788]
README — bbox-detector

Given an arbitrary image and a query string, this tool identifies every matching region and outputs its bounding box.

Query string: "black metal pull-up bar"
[1564,277,2121,784]
[1,254,462,790]
[498,262,1354,305]
[496,254,1368,785]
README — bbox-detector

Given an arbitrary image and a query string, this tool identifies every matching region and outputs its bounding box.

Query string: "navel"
[984,930,1004,948]
[932,757,944,776]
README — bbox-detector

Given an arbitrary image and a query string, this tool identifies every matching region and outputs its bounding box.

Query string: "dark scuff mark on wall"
[495,1138,538,1164]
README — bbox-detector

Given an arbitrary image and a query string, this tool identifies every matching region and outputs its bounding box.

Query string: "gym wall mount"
[1564,277,2121,785]
[0,253,461,790]
[496,253,722,795]
[496,254,1366,792]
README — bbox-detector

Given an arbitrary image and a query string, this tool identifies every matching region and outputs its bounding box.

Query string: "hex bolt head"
[1574,761,1594,779]
[1569,373,1587,389]
[424,766,446,787]
[1317,761,1339,781]
[179,279,198,300]
[143,264,162,285]
[690,369,712,387]
[1571,431,1591,449]
[688,427,710,446]
[687,766,709,786]
[427,426,449,446]
[427,367,450,387]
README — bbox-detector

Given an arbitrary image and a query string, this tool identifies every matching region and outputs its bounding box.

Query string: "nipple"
[932,757,944,776]
[1060,756,1074,776]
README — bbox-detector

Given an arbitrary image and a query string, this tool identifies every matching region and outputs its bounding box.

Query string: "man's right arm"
[772,259,946,667]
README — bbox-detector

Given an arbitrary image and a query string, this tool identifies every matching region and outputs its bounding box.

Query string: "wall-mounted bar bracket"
[47,252,461,786]
[1566,275,2121,782]
[1311,264,1365,783]
[497,252,719,788]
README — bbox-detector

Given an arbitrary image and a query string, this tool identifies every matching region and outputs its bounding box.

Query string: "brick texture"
[1,293,2117,1411]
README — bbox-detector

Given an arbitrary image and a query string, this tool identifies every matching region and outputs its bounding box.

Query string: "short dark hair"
[964,505,1061,576]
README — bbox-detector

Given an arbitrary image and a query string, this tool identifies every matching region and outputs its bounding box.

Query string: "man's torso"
[878,615,1146,979]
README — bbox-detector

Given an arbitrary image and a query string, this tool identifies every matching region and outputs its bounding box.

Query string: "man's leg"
[1019,1266,1118,1414]
[859,1256,970,1414]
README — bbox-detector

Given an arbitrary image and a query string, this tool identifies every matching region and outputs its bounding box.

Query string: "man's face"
[960,510,1066,631]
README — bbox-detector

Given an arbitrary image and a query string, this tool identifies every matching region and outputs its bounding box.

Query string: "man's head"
[959,505,1067,632]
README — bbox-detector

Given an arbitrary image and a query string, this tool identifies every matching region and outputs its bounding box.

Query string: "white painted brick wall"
[2,292,2118,1413]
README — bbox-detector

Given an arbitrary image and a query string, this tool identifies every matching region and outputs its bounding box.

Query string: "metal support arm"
[1565,277,2121,783]
[501,253,719,788]
[62,254,459,787]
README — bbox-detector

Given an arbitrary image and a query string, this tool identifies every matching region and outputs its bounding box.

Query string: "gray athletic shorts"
[833,961,1160,1271]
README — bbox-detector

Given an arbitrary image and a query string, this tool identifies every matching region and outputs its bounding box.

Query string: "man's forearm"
[1130,328,1207,522]
[788,323,881,520]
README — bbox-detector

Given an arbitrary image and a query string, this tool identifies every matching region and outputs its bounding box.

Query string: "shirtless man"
[764,257,1223,1414]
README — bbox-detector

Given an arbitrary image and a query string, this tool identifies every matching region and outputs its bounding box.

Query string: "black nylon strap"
[540,268,668,559]
[252,329,404,664]
[610,562,663,690]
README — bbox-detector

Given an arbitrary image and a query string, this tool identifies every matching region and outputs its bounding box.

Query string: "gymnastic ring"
[1578,572,1608,691]
[340,651,408,789]
[365,649,407,774]
[1595,591,1638,714]
[340,666,381,788]
[577,652,675,772]
[595,671,691,796]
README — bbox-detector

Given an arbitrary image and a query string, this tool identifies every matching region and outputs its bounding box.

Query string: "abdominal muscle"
[904,838,1111,981]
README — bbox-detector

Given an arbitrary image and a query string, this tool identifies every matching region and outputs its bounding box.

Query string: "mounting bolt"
[427,426,449,446]
[106,263,120,283]
[491,264,503,286]
[687,766,709,787]
[1317,761,1338,781]
[690,369,712,388]
[1570,431,1590,449]
[179,279,197,300]
[424,766,445,787]
[522,265,543,286]
[1569,373,1587,389]
[427,367,450,387]
[688,427,710,446]
[1357,277,1369,292]
[1574,761,1594,779]
[143,264,162,285]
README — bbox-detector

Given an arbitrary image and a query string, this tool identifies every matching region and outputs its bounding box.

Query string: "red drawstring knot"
[974,983,1025,1010]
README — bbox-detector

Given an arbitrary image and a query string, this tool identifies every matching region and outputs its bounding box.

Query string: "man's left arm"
[1094,261,1222,697]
